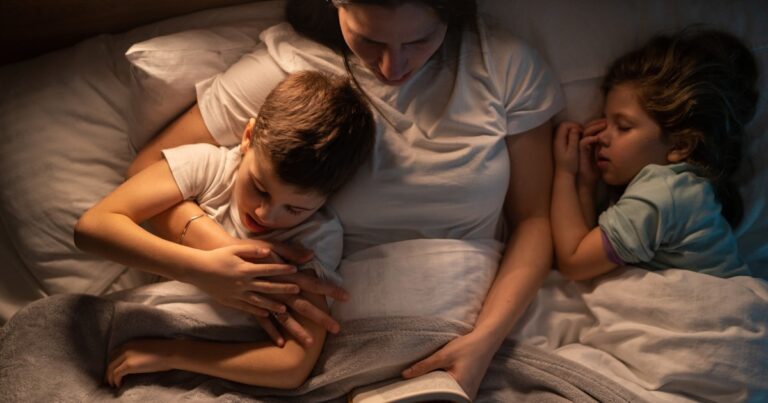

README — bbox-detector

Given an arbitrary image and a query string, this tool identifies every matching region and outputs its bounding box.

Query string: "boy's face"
[234,122,326,235]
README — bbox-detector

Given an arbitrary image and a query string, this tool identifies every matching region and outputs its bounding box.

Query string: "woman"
[127,0,562,398]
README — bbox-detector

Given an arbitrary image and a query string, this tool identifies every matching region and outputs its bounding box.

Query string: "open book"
[349,371,470,403]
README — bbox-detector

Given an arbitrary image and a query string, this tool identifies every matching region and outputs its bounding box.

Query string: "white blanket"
[115,240,768,401]
[516,268,768,402]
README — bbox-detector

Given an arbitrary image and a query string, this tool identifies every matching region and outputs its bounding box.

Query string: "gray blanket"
[0,294,643,402]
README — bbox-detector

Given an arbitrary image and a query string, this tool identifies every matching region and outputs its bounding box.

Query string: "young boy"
[74,70,375,388]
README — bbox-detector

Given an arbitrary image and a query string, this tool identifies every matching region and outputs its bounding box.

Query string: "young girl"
[552,29,759,281]
[74,71,375,388]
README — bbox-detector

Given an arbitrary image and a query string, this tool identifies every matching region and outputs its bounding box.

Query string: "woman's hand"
[106,339,173,388]
[254,272,348,348]
[553,121,583,175]
[401,331,496,400]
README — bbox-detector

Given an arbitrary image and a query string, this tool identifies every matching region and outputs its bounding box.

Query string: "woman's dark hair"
[602,28,759,227]
[285,0,478,53]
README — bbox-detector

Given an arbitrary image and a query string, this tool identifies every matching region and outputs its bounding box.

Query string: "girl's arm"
[106,291,328,389]
[551,122,616,280]
[402,122,555,399]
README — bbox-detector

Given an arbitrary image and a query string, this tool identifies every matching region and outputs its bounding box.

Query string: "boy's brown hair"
[252,70,375,196]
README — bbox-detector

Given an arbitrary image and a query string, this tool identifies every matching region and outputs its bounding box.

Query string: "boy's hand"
[578,119,606,188]
[553,121,583,175]
[188,244,302,317]
[106,339,172,388]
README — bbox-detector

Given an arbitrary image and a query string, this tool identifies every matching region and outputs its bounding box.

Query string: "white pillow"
[125,25,264,150]
[0,0,286,322]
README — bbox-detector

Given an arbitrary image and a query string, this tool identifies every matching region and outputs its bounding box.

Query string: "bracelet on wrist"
[179,214,205,245]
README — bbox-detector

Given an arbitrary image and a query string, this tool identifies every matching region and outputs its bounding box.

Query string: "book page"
[350,371,470,403]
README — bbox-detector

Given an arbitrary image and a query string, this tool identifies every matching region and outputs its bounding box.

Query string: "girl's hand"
[401,331,496,400]
[578,118,606,188]
[553,121,583,175]
[106,339,172,388]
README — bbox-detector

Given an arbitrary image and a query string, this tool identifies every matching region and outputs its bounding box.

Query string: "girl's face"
[337,2,448,86]
[595,84,675,186]
[235,124,326,235]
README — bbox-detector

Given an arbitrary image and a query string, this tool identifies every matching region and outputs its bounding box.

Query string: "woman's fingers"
[256,316,285,347]
[242,262,298,278]
[227,299,271,317]
[267,242,314,264]
[403,350,445,378]
[271,311,314,347]
[229,292,287,318]
[274,272,349,301]
[286,295,341,334]
[250,280,300,295]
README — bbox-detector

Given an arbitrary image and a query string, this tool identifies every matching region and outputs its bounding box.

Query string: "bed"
[0,0,767,401]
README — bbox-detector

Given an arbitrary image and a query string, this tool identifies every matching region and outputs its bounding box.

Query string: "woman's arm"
[402,122,555,399]
[106,291,328,389]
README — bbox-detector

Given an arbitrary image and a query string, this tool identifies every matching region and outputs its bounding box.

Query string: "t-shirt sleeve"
[196,44,288,146]
[598,167,676,264]
[161,143,232,201]
[483,24,564,135]
[267,207,344,287]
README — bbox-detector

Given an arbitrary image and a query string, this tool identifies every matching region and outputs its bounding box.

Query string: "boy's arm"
[126,105,238,250]
[74,160,297,316]
[106,291,328,389]
[76,160,208,279]
[124,106,347,337]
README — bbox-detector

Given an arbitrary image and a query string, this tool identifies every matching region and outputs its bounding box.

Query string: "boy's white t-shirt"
[162,143,343,286]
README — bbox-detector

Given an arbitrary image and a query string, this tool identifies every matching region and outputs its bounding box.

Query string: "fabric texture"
[162,143,343,285]
[598,163,749,278]
[513,268,768,402]
[0,293,644,403]
[332,238,503,327]
[197,21,564,256]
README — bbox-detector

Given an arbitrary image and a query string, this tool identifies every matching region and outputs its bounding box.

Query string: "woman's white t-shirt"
[197,20,563,257]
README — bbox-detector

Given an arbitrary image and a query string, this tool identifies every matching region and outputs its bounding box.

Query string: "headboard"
[0,0,256,65]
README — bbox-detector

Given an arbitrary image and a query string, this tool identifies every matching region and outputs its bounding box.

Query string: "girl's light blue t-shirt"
[599,163,750,278]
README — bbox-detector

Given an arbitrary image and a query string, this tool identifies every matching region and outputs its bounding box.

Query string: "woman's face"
[337,2,448,86]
